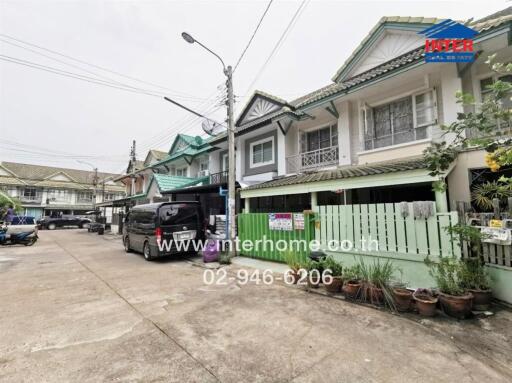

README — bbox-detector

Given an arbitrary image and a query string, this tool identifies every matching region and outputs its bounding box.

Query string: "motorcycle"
[0,224,38,246]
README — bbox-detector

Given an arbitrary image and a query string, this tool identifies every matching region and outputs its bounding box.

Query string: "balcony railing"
[209,170,228,185]
[286,146,339,173]
[20,194,42,203]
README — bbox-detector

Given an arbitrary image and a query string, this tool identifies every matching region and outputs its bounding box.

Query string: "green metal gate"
[237,212,316,262]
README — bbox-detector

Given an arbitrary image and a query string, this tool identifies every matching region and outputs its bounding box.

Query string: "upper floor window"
[77,191,93,202]
[222,153,229,171]
[250,137,274,168]
[176,167,187,177]
[300,124,338,153]
[23,187,38,198]
[363,89,437,151]
[480,74,512,106]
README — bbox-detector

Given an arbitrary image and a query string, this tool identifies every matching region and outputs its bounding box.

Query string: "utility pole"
[181,32,237,258]
[92,167,98,211]
[129,140,137,196]
[226,65,236,252]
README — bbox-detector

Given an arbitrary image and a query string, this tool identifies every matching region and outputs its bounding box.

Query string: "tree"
[424,55,512,192]
[0,191,22,219]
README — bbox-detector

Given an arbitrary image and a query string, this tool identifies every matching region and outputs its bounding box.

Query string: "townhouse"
[224,9,512,215]
[0,161,125,219]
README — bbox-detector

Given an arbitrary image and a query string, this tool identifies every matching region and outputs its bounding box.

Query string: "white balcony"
[286,146,339,173]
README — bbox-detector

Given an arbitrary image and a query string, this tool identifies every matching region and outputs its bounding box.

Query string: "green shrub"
[425,255,465,296]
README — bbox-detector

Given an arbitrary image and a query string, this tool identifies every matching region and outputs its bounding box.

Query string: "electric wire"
[233,0,273,73]
[244,0,309,95]
[0,32,203,99]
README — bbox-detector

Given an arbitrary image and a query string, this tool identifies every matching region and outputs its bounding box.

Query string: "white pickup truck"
[5,216,38,235]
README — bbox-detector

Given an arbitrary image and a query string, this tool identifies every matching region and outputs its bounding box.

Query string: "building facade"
[0,161,125,219]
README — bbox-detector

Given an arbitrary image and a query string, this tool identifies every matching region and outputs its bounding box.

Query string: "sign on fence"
[268,213,293,231]
[293,213,305,230]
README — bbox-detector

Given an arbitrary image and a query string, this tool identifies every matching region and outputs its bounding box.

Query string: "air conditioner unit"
[198,170,209,177]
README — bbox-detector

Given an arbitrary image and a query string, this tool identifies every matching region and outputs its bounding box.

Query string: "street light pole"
[225,65,236,251]
[182,32,236,257]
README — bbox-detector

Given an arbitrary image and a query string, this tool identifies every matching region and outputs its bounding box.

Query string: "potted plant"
[305,260,322,288]
[392,284,414,312]
[356,258,395,306]
[425,255,473,319]
[342,264,361,299]
[460,257,492,311]
[283,251,303,284]
[412,288,438,317]
[322,256,343,293]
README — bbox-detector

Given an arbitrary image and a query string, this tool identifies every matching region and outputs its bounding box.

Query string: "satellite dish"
[202,118,226,136]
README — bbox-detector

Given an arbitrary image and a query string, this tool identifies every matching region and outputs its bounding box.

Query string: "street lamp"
[182,32,236,256]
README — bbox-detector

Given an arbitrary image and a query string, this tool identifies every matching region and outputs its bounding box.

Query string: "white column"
[338,101,351,166]
[244,197,250,213]
[435,187,448,212]
[440,64,463,144]
[277,126,286,176]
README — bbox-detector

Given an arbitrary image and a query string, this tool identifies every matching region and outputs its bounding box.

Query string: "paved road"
[0,230,511,382]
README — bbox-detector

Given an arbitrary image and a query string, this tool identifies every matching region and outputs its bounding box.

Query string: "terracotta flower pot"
[413,292,438,317]
[367,285,384,306]
[438,292,473,319]
[467,289,492,311]
[307,273,321,288]
[324,276,343,293]
[343,280,361,299]
[393,288,413,312]
[287,269,300,284]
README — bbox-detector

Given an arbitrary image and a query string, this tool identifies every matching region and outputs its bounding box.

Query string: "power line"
[244,0,309,95]
[0,38,212,103]
[233,0,274,73]
[0,32,202,99]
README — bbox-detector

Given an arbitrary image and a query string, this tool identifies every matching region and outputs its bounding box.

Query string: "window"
[23,187,38,198]
[199,159,209,176]
[222,153,228,171]
[77,191,93,202]
[48,189,71,202]
[363,90,437,150]
[479,75,512,132]
[300,124,338,153]
[480,74,512,109]
[176,167,187,177]
[250,137,274,167]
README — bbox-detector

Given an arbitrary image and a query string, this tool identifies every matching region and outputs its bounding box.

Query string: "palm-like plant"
[471,181,512,211]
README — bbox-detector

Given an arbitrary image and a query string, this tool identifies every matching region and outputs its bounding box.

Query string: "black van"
[122,202,205,261]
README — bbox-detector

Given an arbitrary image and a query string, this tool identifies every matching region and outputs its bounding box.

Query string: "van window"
[159,204,198,226]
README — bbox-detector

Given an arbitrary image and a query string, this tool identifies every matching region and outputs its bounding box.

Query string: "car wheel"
[47,223,56,230]
[124,237,132,253]
[143,241,153,261]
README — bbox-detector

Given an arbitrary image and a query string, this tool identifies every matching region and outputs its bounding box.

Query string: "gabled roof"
[0,161,123,186]
[236,90,292,128]
[143,149,168,166]
[168,134,207,155]
[331,16,440,83]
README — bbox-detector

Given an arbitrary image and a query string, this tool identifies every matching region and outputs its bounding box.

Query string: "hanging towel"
[413,201,435,219]
[399,201,409,218]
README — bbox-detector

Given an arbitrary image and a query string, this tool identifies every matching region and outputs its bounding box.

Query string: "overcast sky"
[0,0,509,173]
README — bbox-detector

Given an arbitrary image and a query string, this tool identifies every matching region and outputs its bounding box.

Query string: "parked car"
[123,202,205,261]
[37,215,91,230]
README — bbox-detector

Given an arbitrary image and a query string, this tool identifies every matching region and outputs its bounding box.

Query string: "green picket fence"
[314,203,460,257]
[237,212,316,262]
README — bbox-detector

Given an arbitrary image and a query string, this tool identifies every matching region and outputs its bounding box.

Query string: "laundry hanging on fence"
[413,201,435,219]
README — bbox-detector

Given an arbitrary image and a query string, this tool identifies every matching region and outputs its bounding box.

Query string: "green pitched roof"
[151,174,208,192]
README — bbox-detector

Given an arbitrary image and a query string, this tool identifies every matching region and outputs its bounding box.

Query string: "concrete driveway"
[0,230,511,382]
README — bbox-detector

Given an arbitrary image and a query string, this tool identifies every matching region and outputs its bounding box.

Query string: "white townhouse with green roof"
[227,8,512,216]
